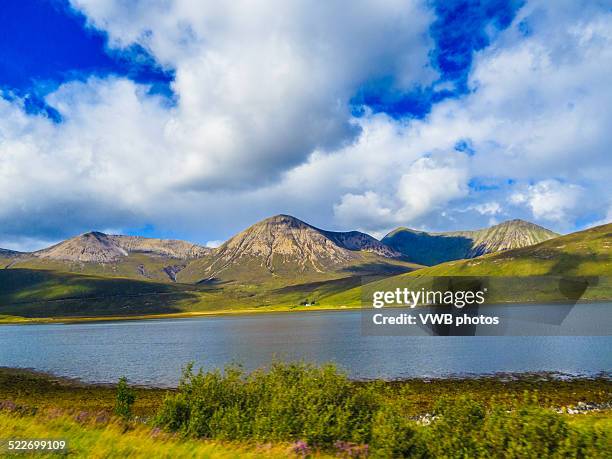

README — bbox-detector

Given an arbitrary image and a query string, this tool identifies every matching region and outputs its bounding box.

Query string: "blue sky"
[0,0,610,250]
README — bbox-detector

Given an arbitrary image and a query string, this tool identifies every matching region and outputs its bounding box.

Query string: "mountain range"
[177,215,406,284]
[382,219,559,265]
[1,216,609,320]
[1,216,560,281]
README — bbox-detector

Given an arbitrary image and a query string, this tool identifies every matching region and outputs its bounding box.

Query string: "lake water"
[1,305,610,387]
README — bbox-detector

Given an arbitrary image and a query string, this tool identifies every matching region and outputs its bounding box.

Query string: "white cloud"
[0,0,611,246]
[396,155,469,220]
[510,180,584,222]
[472,202,502,216]
[68,0,436,189]
[0,1,436,243]
[334,191,396,229]
[205,240,223,248]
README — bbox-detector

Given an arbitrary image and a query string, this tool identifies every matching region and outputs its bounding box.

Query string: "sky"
[0,0,610,251]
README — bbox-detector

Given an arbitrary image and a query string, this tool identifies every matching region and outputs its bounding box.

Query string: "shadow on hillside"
[340,262,414,276]
[386,232,473,265]
[546,251,609,275]
[195,277,232,289]
[271,276,363,296]
[0,269,199,318]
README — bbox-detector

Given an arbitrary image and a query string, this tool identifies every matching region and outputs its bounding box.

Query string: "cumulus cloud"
[0,0,438,247]
[0,0,611,249]
[69,0,436,189]
[510,180,584,223]
[471,202,502,216]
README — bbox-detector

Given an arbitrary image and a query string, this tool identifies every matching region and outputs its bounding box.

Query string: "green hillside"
[322,223,612,306]
[0,267,403,320]
[8,253,188,284]
[408,222,610,277]
[2,222,608,321]
[383,219,558,265]
[0,269,200,318]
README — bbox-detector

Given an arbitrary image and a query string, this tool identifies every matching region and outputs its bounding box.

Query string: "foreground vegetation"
[0,365,610,457]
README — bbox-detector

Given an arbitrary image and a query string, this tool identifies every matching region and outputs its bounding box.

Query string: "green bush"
[155,363,611,458]
[114,376,136,420]
[370,404,423,458]
[423,395,611,459]
[155,362,382,447]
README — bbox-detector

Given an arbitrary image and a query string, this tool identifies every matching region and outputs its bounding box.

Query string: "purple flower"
[291,440,311,457]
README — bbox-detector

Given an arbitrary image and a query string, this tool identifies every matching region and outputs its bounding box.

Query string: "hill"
[34,232,210,262]
[0,269,200,318]
[0,248,22,258]
[325,223,612,307]
[0,216,420,319]
[382,219,558,265]
[5,232,211,283]
[178,214,413,284]
[408,222,611,277]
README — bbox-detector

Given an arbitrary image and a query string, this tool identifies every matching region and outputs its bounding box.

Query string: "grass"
[0,412,302,458]
[7,253,190,284]
[0,268,380,322]
[0,366,610,457]
[321,224,612,307]
[407,223,611,278]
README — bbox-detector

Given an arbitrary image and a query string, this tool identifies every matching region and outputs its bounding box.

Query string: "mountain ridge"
[34,232,211,263]
[382,219,559,265]
[178,214,408,283]
[0,248,23,258]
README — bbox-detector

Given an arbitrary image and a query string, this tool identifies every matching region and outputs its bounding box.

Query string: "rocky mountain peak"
[34,232,210,263]
[382,219,559,265]
[205,215,398,276]
[35,232,127,263]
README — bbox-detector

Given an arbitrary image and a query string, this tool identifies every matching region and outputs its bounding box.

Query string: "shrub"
[422,395,611,458]
[155,362,382,447]
[154,363,611,458]
[114,377,136,420]
[370,405,422,458]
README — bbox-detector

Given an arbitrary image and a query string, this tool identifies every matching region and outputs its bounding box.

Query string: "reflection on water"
[0,305,610,387]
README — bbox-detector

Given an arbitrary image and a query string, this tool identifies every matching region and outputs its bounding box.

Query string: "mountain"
[407,222,611,277]
[0,248,22,258]
[382,219,559,265]
[7,232,211,283]
[0,248,23,268]
[178,214,409,284]
[34,232,210,262]
[322,223,612,307]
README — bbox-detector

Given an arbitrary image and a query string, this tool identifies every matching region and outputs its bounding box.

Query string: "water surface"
[1,305,610,386]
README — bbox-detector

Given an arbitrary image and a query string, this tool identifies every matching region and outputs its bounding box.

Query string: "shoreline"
[1,298,609,325]
[1,366,609,391]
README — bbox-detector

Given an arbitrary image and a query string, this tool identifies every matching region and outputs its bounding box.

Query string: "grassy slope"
[322,223,612,307]
[409,223,611,277]
[7,253,185,283]
[0,269,210,318]
[0,261,418,320]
